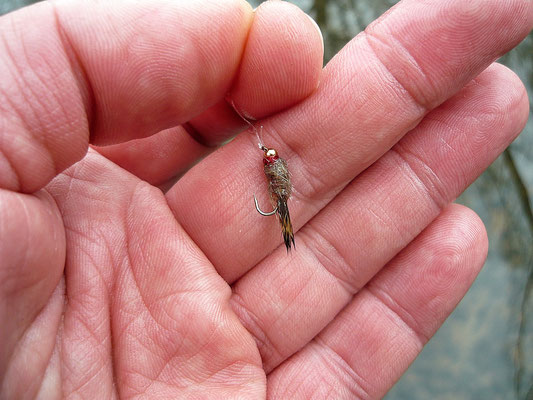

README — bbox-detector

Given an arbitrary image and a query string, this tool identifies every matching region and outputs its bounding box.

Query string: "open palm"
[1,0,532,398]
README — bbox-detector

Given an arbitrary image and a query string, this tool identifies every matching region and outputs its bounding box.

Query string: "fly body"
[254,147,295,252]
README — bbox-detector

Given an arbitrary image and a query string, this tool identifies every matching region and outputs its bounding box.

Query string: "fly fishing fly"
[254,145,295,251]
[231,102,295,252]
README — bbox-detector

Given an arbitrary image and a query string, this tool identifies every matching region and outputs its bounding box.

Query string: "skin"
[0,0,532,398]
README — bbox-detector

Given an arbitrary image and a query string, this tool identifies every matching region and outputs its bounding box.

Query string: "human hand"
[1,0,532,398]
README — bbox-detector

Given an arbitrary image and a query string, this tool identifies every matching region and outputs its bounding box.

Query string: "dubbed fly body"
[254,146,295,252]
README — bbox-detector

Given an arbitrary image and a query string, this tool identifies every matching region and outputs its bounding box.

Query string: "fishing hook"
[254,195,278,216]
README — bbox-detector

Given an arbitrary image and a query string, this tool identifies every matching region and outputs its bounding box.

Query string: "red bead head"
[263,148,279,165]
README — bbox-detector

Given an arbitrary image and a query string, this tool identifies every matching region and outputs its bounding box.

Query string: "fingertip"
[441,203,488,270]
[477,63,530,138]
[229,0,324,118]
[305,13,324,56]
[404,204,487,308]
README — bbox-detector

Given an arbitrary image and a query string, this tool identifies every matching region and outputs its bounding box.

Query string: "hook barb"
[254,195,277,216]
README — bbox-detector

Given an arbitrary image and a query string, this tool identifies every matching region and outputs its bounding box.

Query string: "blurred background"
[2,0,532,398]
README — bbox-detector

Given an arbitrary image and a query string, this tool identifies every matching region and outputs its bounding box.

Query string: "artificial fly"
[254,145,295,251]
[231,102,295,252]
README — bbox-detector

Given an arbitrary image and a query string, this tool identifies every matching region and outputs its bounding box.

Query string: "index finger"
[166,0,533,282]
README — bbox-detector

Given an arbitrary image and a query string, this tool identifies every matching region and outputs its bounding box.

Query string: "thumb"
[0,0,253,193]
